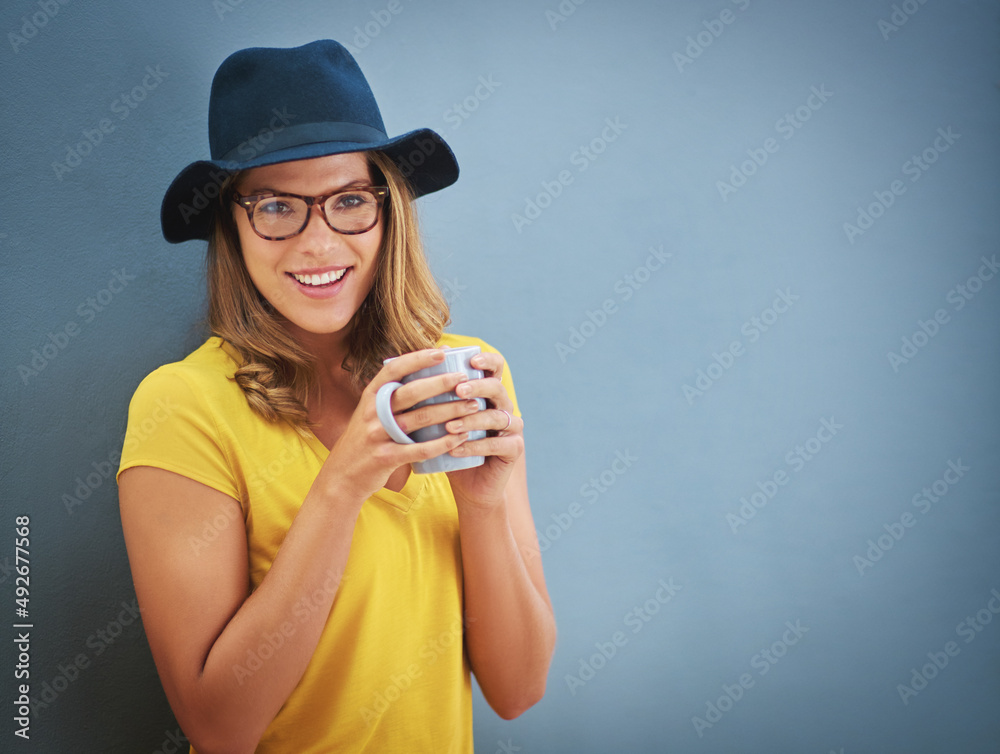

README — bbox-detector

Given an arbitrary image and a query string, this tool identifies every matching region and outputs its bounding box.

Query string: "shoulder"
[128,337,243,416]
[437,332,505,356]
[119,337,246,495]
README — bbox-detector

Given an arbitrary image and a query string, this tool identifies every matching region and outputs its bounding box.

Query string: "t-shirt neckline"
[302,424,426,513]
[213,336,427,513]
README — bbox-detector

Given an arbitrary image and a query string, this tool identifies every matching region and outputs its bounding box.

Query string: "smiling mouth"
[288,268,349,287]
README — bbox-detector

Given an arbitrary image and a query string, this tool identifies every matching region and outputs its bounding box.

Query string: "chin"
[271,308,348,338]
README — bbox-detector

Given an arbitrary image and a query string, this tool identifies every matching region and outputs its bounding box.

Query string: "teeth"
[292,269,346,286]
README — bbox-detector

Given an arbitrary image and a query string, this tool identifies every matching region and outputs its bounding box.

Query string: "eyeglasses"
[232,186,389,240]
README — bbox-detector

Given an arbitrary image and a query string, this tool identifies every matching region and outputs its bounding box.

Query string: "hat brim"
[160,128,458,244]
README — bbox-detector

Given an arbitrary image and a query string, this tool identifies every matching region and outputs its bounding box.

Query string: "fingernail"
[449,420,464,431]
[457,383,470,396]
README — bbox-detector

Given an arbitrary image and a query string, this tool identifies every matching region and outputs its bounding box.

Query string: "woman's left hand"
[444,351,524,510]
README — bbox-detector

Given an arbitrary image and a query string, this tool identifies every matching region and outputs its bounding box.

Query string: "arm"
[119,466,362,754]
[456,453,556,718]
[118,349,475,754]
[445,353,557,718]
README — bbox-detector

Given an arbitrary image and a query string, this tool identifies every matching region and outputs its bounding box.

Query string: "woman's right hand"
[318,348,478,501]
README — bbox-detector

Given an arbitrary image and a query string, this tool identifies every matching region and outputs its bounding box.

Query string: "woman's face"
[233,152,383,343]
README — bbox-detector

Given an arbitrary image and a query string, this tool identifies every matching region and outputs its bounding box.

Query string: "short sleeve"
[116,366,240,501]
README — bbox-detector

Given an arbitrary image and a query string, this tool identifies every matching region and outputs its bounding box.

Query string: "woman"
[117,40,555,753]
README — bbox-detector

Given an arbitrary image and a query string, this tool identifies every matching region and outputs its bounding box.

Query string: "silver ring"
[499,409,512,432]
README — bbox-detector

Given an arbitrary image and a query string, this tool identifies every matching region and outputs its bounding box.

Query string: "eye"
[332,192,372,210]
[257,197,297,217]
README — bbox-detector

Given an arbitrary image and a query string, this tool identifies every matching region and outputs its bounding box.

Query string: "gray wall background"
[1,0,998,752]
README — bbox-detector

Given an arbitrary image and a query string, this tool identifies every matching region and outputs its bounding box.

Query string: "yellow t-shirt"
[117,333,520,753]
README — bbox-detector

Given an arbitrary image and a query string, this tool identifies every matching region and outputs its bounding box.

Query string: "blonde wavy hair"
[206,150,450,430]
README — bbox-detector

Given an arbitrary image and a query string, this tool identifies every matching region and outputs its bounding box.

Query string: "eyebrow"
[243,178,372,195]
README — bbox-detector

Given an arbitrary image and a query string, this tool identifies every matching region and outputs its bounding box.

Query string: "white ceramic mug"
[375,346,486,474]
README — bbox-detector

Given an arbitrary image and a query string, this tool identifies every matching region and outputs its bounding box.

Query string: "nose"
[302,201,327,232]
[297,202,341,249]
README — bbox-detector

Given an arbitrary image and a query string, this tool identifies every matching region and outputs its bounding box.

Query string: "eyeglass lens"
[252,190,381,237]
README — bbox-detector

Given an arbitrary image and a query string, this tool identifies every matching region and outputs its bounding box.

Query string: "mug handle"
[375,382,415,445]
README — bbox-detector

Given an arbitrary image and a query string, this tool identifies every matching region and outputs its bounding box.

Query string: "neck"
[283,320,360,406]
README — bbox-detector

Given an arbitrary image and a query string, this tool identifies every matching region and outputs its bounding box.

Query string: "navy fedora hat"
[161,39,459,243]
